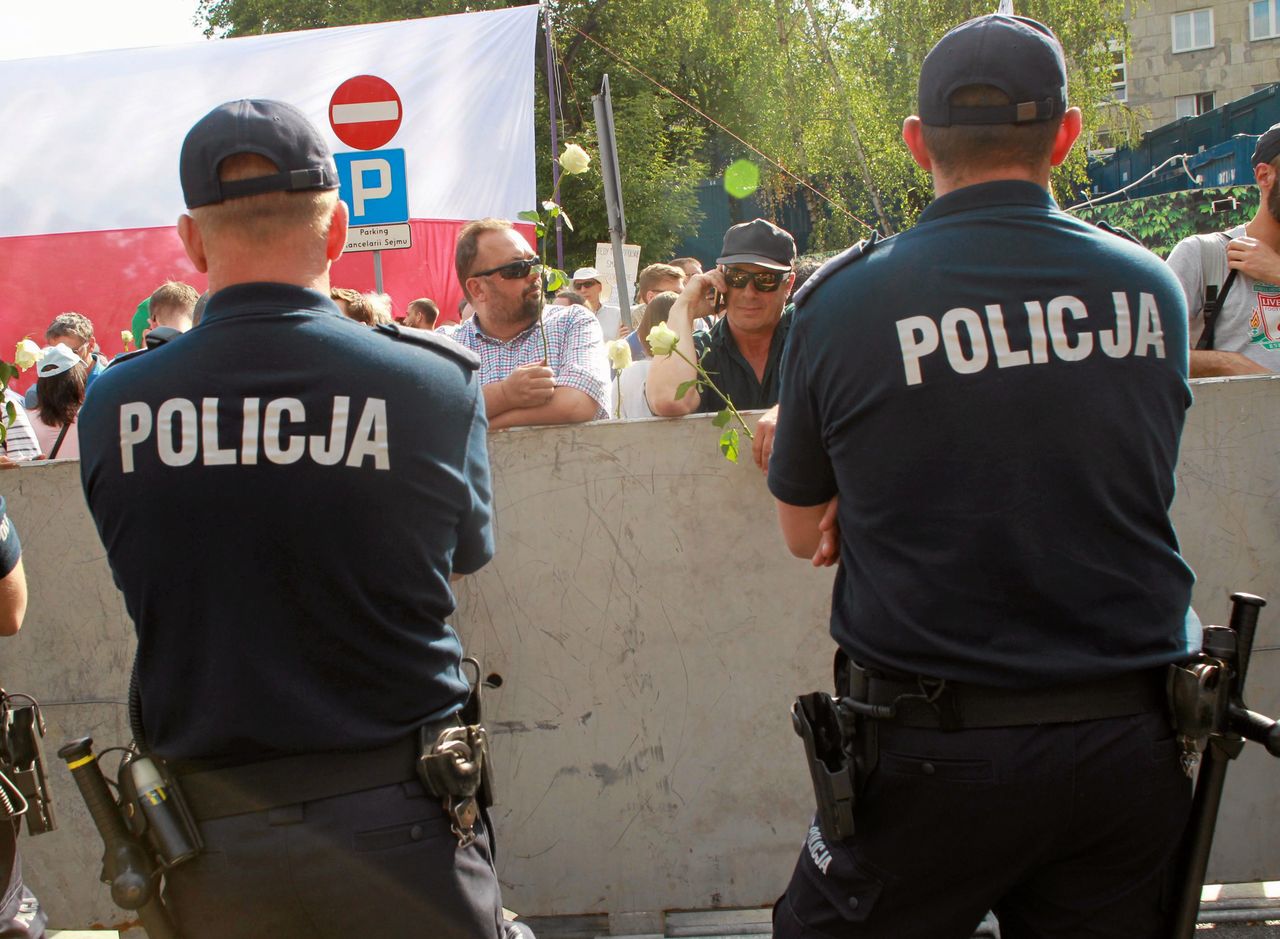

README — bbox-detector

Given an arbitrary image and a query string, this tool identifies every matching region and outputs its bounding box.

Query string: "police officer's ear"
[901,116,932,172]
[178,214,209,274]
[1048,107,1084,168]
[325,198,349,264]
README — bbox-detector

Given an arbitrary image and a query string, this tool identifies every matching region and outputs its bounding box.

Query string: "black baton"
[58,737,181,939]
[1170,593,1279,938]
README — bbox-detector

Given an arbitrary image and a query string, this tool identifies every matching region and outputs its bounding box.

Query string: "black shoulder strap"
[1198,268,1237,352]
[47,420,71,460]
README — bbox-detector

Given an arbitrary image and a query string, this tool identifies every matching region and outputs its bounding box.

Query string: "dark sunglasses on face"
[573,280,600,290]
[471,257,544,280]
[721,266,785,292]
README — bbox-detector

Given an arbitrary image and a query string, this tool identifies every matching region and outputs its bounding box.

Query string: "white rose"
[606,339,632,372]
[121,329,135,347]
[646,322,679,357]
[559,143,591,175]
[13,339,42,371]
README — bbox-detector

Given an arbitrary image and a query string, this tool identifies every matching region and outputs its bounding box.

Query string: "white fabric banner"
[0,6,539,238]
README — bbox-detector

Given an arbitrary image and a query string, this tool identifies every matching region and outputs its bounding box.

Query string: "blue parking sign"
[336,148,409,226]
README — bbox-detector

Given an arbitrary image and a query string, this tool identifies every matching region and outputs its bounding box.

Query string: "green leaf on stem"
[534,222,546,239]
[517,210,542,224]
[719,427,740,463]
[712,409,731,428]
[559,209,574,232]
[546,269,566,292]
[675,379,698,401]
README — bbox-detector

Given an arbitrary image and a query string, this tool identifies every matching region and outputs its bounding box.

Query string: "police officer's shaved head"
[916,14,1068,172]
[176,99,348,292]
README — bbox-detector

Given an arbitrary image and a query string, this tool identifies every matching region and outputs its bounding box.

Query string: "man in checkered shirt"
[441,218,609,429]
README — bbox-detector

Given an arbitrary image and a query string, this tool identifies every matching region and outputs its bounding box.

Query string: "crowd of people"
[0,214,827,465]
[6,115,1276,470]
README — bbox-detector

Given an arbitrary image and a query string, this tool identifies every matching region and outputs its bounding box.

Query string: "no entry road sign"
[329,75,403,151]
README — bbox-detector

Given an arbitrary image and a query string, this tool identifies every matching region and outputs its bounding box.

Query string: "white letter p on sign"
[351,159,392,216]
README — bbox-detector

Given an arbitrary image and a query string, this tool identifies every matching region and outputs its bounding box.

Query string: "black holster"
[791,691,858,842]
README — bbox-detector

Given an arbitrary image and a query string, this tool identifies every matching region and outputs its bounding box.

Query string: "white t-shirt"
[614,361,656,420]
[596,303,623,341]
[1166,226,1280,371]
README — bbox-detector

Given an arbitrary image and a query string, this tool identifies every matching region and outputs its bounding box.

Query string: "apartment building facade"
[1120,0,1280,129]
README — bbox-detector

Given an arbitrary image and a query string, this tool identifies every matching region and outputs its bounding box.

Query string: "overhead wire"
[1064,153,1199,213]
[561,21,878,235]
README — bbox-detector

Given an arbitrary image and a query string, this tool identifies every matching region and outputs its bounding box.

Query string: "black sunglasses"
[721,266,785,292]
[471,257,544,280]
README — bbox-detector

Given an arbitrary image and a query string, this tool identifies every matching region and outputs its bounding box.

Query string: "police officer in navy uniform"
[78,100,522,939]
[768,16,1197,938]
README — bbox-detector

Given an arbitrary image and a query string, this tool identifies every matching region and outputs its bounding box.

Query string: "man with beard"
[444,218,609,429]
[1166,122,1280,376]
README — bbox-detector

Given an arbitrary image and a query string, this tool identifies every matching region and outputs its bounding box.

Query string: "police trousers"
[164,778,506,939]
[774,711,1191,939]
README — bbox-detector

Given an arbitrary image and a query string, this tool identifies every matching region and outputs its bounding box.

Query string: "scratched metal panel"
[455,415,836,916]
[1174,376,1280,884]
[3,377,1279,929]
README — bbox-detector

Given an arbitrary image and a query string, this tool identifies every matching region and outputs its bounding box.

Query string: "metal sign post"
[592,74,631,327]
[329,75,411,296]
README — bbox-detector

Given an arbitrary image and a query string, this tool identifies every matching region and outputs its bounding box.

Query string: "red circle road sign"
[329,75,403,150]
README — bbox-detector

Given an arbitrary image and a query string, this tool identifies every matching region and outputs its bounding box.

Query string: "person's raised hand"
[1226,235,1280,285]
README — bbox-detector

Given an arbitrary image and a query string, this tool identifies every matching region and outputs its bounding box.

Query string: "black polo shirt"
[79,283,493,763]
[769,181,1198,689]
[693,306,793,413]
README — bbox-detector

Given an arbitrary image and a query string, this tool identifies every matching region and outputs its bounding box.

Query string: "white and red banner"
[0,5,539,358]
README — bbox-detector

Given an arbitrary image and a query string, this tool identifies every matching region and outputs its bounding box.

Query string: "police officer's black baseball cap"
[1252,122,1280,167]
[918,14,1067,127]
[716,218,796,271]
[180,99,339,209]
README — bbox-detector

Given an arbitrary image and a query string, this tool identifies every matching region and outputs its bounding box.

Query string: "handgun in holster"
[792,691,857,842]
[0,689,56,836]
[417,656,495,847]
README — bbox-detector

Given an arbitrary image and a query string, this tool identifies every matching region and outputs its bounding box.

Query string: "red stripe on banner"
[0,219,535,392]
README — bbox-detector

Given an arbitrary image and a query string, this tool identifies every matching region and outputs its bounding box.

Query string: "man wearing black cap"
[1166,122,1280,377]
[78,100,520,939]
[645,217,796,419]
[768,15,1196,938]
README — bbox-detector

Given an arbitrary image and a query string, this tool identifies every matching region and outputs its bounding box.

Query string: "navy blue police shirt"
[79,283,493,763]
[768,181,1198,689]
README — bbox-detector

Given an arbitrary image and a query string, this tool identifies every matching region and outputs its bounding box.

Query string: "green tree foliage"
[197,0,1133,261]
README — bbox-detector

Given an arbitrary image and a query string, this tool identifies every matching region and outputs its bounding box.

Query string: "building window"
[1175,91,1216,118]
[1252,0,1280,39]
[1172,9,1214,51]
[1109,41,1128,101]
